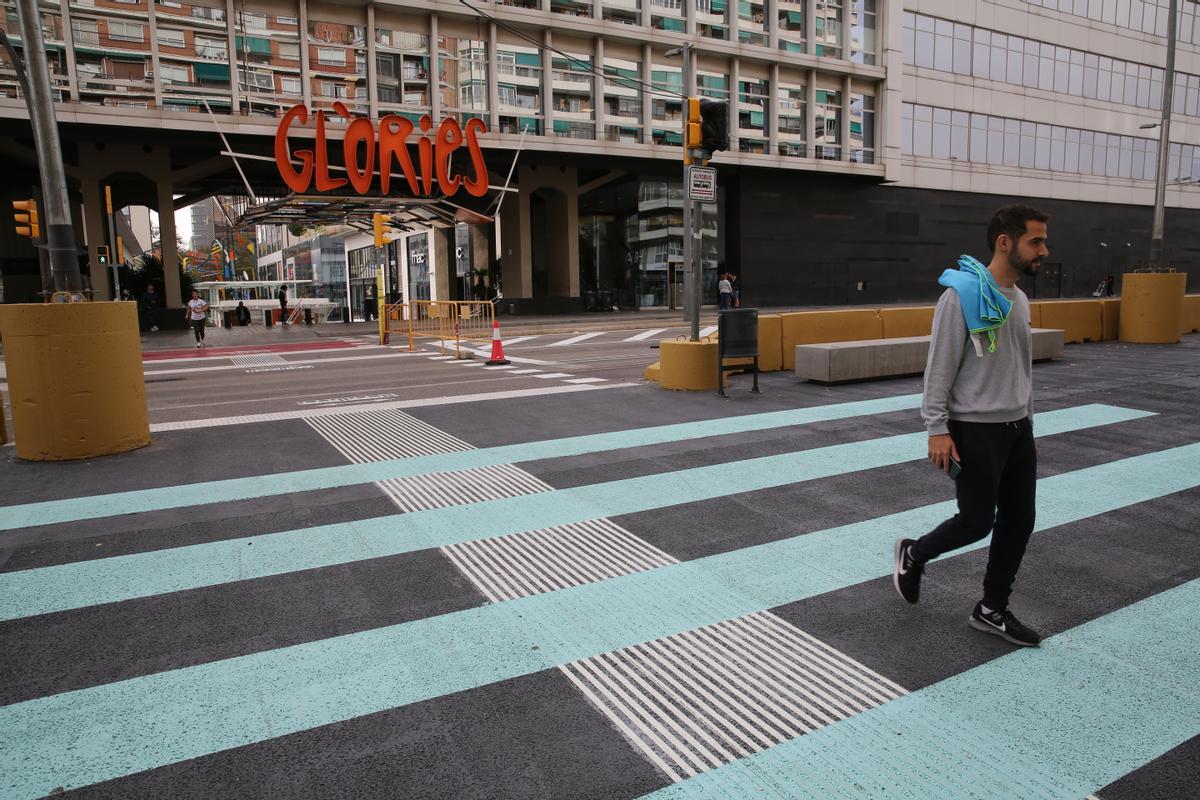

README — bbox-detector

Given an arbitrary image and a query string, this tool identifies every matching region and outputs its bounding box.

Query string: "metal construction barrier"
[380,300,495,358]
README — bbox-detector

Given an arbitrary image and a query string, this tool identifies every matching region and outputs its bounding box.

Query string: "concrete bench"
[794,328,1065,384]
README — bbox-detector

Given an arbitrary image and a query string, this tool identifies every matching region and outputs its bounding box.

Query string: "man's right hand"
[928,433,960,474]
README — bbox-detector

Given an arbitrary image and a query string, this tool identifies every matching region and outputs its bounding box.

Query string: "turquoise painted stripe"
[0,394,925,532]
[641,579,1200,800]
[0,405,1149,622]
[2,440,1196,798]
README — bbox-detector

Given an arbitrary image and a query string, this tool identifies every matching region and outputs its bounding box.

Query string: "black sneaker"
[893,538,924,604]
[969,603,1042,647]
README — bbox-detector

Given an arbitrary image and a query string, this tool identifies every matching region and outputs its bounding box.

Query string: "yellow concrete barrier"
[1027,301,1043,328]
[1099,299,1121,340]
[880,307,934,339]
[781,309,883,370]
[659,340,719,390]
[0,385,8,445]
[1119,272,1187,343]
[643,361,661,382]
[757,314,783,372]
[1182,294,1200,334]
[1037,300,1103,343]
[0,302,150,460]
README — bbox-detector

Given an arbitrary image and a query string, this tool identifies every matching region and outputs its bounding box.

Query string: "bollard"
[263,309,273,327]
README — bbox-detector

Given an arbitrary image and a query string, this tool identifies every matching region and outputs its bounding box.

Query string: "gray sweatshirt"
[921,285,1033,436]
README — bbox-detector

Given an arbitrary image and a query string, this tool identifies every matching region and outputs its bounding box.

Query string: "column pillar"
[641,43,652,144]
[768,62,779,155]
[367,3,379,120]
[146,1,163,109]
[806,67,816,158]
[60,0,79,100]
[154,153,182,308]
[729,56,740,152]
[299,0,312,110]
[594,37,604,141]
[225,0,239,113]
[806,0,817,55]
[487,21,500,131]
[430,13,440,120]
[542,28,554,137]
[841,72,851,161]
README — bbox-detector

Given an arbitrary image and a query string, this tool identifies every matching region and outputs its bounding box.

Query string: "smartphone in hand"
[948,456,963,480]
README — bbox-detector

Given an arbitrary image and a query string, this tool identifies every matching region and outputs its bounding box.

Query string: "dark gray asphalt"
[0,331,1197,799]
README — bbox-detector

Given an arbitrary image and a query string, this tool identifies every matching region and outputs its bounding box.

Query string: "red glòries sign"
[274,102,489,198]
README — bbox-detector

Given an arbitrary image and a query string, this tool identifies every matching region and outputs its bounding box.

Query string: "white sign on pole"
[688,166,717,202]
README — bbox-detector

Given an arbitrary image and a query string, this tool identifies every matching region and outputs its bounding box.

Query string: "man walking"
[185,289,209,348]
[893,205,1049,647]
[278,284,289,325]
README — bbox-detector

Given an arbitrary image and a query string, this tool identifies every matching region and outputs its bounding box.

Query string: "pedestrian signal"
[12,199,40,239]
[96,245,110,265]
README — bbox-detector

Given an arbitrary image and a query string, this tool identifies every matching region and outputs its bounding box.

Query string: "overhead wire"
[455,0,689,101]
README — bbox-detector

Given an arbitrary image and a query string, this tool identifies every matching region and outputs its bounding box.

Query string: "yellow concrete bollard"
[0,302,150,461]
[659,340,719,391]
[1118,272,1187,344]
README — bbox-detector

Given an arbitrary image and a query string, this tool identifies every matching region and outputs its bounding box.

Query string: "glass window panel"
[952,23,971,75]
[932,107,951,158]
[913,103,932,157]
[972,28,990,78]
[970,113,987,162]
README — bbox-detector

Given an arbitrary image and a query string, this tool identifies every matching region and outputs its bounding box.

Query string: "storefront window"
[580,177,721,310]
[407,233,430,301]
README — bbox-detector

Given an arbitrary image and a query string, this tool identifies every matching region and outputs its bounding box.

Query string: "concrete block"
[1120,272,1187,343]
[1099,299,1121,340]
[757,314,783,372]
[1038,300,1102,343]
[780,309,883,370]
[659,340,719,390]
[880,307,934,339]
[1182,295,1200,334]
[793,328,1063,384]
[1031,327,1065,360]
[643,361,661,382]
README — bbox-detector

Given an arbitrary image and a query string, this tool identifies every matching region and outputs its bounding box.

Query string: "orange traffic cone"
[486,319,510,365]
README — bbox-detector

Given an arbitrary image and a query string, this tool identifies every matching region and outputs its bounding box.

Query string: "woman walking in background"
[185,289,209,348]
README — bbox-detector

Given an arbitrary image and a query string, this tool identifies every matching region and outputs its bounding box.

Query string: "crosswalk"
[0,386,1196,798]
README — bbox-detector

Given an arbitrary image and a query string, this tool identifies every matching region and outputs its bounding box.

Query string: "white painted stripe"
[499,336,538,346]
[148,382,638,431]
[534,372,574,379]
[569,612,904,781]
[625,328,668,342]
[141,344,390,366]
[507,369,542,375]
[550,331,606,347]
[461,346,558,366]
[564,377,607,384]
[143,351,422,377]
[699,325,718,338]
[482,365,516,371]
[427,356,457,361]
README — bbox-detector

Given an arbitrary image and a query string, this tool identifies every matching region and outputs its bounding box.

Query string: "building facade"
[2,0,1197,307]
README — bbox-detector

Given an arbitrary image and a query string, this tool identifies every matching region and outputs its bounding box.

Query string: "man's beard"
[1008,250,1040,278]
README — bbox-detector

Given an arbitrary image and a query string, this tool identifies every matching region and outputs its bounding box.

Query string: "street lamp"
[1148,0,1179,269]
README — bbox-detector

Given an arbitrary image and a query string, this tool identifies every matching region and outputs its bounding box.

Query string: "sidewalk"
[129,300,947,352]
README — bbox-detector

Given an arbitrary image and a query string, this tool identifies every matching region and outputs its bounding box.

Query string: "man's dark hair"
[987,205,1049,252]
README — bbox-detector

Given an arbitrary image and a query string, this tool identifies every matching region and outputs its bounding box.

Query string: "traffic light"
[685,97,703,153]
[699,98,729,155]
[12,199,40,239]
[96,245,110,265]
[373,213,386,248]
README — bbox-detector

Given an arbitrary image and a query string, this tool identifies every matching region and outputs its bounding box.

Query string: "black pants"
[191,318,206,342]
[911,418,1037,611]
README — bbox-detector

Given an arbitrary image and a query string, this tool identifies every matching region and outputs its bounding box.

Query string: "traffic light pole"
[678,44,700,342]
[15,0,81,292]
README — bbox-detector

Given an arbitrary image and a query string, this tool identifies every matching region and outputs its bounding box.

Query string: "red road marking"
[143,340,356,361]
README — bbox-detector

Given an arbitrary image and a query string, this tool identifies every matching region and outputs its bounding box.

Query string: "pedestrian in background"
[236,301,251,326]
[185,289,209,348]
[717,273,733,309]
[730,273,741,308]
[141,283,161,331]
[893,204,1049,648]
[278,284,289,325]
